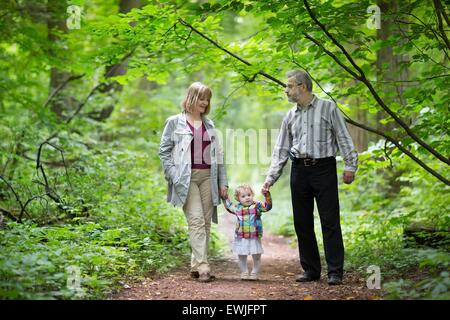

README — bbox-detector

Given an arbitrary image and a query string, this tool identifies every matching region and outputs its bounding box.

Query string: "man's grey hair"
[287,70,313,92]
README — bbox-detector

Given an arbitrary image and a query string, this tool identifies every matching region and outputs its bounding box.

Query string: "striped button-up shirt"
[266,95,358,184]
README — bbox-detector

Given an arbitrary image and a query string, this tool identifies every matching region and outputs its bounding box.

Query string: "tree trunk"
[89,0,142,121]
[376,0,410,131]
[47,0,76,119]
[375,0,412,197]
[347,96,369,152]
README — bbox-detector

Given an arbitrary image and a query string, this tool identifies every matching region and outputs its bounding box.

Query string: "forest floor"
[110,213,383,300]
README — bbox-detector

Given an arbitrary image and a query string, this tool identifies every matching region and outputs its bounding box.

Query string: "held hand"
[261,180,272,194]
[343,171,355,184]
[223,192,229,200]
[219,186,229,199]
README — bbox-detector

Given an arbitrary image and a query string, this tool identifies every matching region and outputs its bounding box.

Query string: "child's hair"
[181,82,212,115]
[234,184,254,202]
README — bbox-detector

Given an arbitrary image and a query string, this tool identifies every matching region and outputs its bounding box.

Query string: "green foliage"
[0,216,189,299]
[383,251,450,300]
[339,143,450,300]
[1,0,449,300]
[0,151,193,299]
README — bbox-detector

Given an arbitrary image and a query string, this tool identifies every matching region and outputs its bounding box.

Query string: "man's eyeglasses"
[286,82,303,89]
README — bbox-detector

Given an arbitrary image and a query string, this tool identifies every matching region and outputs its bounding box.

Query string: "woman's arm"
[217,136,228,189]
[210,121,228,198]
[158,117,177,182]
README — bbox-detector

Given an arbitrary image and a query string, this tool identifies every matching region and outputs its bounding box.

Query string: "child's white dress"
[233,238,264,255]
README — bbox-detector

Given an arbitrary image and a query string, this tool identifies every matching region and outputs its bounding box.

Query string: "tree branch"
[303,0,366,78]
[175,16,449,185]
[303,0,450,166]
[395,11,450,58]
[36,141,67,213]
[395,18,450,68]
[0,175,25,222]
[178,18,286,87]
[435,0,450,28]
[433,0,450,50]
[289,54,449,185]
[65,49,136,124]
[372,74,450,84]
[0,207,19,222]
[20,194,48,222]
[302,33,362,80]
[43,74,85,109]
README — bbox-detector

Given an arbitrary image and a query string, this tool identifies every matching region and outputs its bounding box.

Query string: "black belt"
[291,156,335,166]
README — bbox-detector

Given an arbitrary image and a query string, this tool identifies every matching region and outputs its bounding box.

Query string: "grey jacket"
[158,111,228,224]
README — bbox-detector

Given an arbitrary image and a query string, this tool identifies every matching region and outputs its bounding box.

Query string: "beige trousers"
[182,169,214,274]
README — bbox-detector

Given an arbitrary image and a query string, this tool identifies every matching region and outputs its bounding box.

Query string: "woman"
[159,82,228,282]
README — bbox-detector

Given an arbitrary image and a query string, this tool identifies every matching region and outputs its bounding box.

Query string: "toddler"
[224,184,272,280]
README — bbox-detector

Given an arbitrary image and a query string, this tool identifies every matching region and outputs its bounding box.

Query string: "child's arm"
[256,191,272,213]
[223,195,238,215]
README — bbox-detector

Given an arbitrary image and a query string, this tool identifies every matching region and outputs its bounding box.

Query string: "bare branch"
[36,141,66,213]
[20,194,48,222]
[43,74,85,109]
[0,175,25,222]
[0,176,24,210]
[0,207,19,222]
[66,49,136,124]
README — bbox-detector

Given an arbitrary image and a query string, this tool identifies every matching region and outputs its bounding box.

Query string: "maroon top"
[187,121,211,169]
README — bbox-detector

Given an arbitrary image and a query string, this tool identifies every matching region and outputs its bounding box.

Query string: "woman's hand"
[219,185,228,200]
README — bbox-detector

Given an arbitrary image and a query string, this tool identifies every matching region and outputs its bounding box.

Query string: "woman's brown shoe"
[198,272,215,282]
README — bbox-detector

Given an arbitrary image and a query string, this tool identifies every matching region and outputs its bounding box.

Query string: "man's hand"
[343,171,355,184]
[220,186,229,199]
[261,180,272,194]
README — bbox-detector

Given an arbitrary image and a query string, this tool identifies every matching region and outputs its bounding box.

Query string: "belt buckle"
[303,158,317,166]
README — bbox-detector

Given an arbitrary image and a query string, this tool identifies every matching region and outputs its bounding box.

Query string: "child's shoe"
[249,272,258,281]
[240,272,249,280]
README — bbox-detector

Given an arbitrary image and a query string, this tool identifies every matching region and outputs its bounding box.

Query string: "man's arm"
[330,105,358,182]
[264,115,292,188]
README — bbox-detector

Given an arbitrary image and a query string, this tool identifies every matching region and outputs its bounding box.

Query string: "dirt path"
[110,213,382,300]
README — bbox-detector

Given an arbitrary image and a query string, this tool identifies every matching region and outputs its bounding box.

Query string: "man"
[262,70,358,285]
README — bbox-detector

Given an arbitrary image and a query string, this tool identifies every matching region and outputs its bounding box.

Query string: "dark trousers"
[290,157,344,278]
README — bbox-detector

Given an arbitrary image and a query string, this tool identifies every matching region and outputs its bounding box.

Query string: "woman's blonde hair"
[182,82,212,115]
[234,184,254,202]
